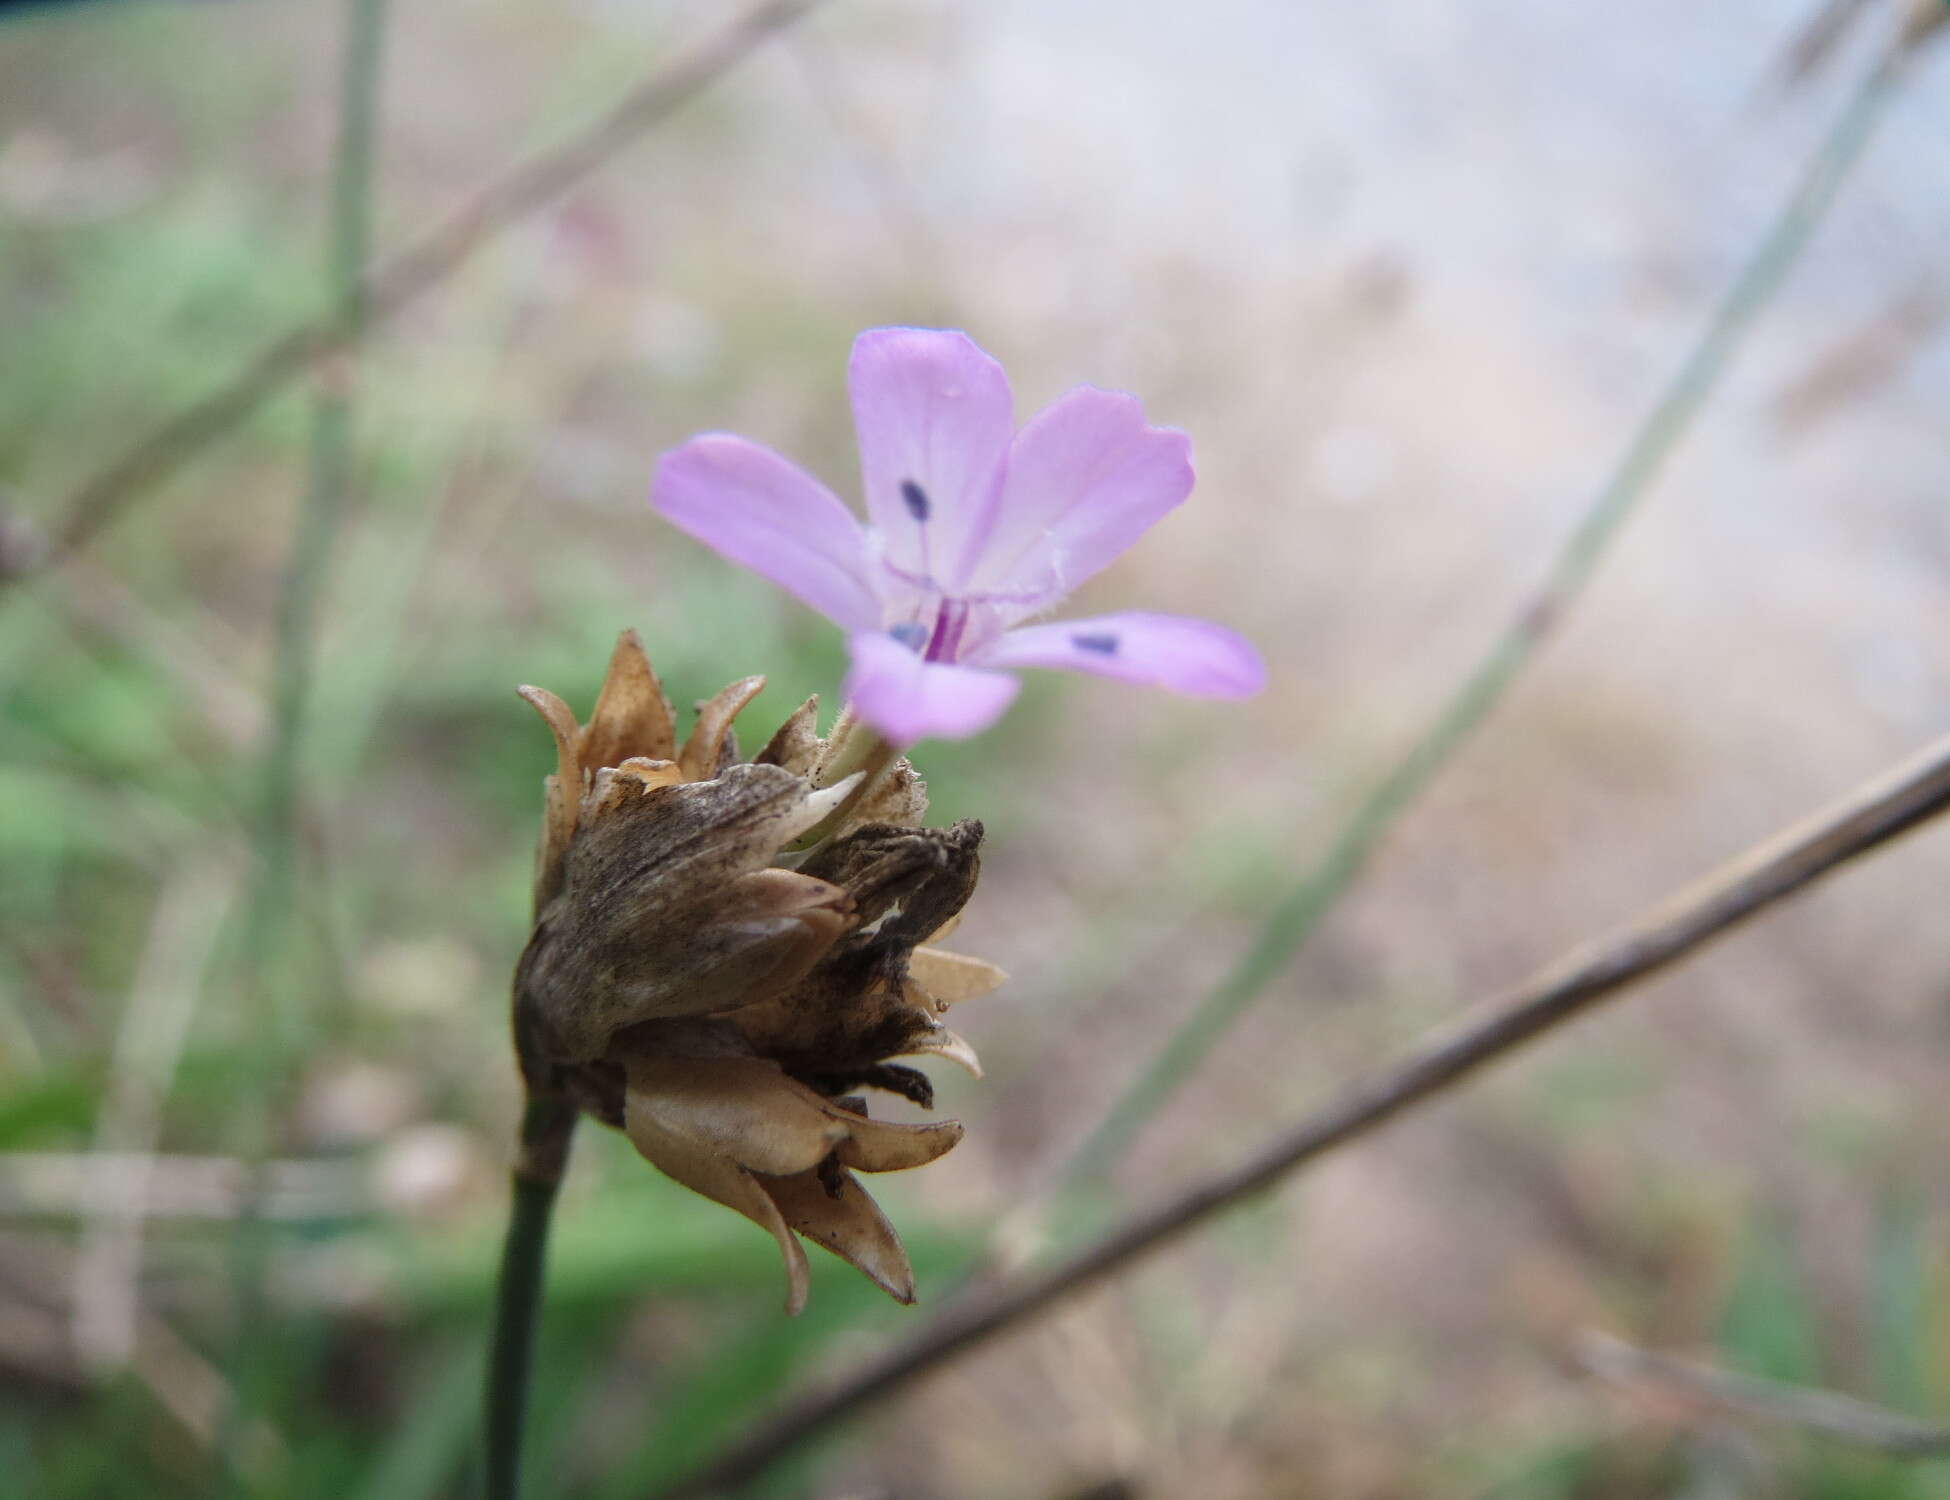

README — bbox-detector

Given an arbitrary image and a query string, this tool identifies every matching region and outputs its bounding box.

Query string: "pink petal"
[652,434,881,631]
[848,328,1015,593]
[969,612,1266,698]
[843,631,1021,746]
[967,386,1194,613]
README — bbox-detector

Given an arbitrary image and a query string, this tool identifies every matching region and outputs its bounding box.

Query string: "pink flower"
[651,327,1265,745]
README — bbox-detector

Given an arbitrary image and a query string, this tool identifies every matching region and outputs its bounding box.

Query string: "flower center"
[923,599,970,663]
[883,601,975,661]
[877,474,1052,663]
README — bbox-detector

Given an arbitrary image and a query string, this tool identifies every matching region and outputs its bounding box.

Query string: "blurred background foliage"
[4,1,1950,1496]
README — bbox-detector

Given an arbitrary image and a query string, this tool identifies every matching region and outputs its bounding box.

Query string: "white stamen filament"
[780,771,866,843]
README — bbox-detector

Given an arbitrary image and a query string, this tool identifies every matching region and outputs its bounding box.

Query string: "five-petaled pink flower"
[651,327,1265,745]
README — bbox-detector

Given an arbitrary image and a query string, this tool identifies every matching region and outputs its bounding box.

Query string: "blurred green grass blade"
[591,1301,865,1500]
[1469,1438,1621,1500]
[1721,1218,1823,1387]
[222,0,390,1488]
[0,209,316,494]
[1872,1194,1932,1414]
[0,594,242,831]
[0,1066,99,1144]
[352,1337,485,1500]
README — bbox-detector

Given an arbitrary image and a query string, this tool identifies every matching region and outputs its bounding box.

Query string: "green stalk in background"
[1054,51,1904,1199]
[255,0,389,1043]
[221,0,389,1488]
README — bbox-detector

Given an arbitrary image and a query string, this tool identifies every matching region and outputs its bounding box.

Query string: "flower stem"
[815,706,888,785]
[484,1091,578,1500]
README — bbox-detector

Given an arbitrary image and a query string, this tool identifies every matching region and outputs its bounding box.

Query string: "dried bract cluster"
[513,631,1003,1312]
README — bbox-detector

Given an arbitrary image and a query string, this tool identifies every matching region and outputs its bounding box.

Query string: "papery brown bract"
[512,631,1004,1312]
[517,763,855,1066]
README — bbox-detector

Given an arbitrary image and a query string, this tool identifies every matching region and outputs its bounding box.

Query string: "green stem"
[220,0,388,1487]
[484,1093,579,1500]
[1056,53,1903,1196]
[256,0,388,985]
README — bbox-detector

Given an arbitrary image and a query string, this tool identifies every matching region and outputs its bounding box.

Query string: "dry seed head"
[512,630,1007,1310]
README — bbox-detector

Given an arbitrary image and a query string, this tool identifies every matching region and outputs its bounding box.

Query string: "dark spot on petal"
[1072,632,1120,656]
[889,622,929,652]
[900,479,931,522]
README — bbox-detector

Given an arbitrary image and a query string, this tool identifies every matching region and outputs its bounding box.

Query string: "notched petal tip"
[978,384,1197,602]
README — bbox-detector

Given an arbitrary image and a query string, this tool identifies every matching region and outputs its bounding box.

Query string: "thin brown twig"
[658,732,1950,1498]
[0,0,825,589]
[1578,1330,1950,1457]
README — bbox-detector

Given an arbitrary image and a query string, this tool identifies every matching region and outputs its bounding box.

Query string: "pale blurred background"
[4,1,1950,1496]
